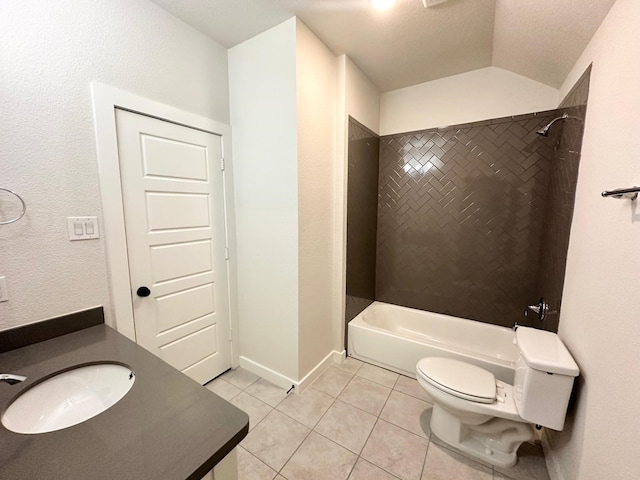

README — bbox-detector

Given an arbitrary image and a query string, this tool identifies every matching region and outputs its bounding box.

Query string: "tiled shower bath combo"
[347,68,590,334]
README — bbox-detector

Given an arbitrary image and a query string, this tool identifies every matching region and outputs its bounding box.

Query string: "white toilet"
[416,326,579,468]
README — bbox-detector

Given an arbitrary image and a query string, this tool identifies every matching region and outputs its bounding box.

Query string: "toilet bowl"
[416,326,579,468]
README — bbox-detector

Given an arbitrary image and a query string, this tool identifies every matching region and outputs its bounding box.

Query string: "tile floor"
[206,358,551,480]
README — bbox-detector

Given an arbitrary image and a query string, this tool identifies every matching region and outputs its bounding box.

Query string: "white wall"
[379,66,559,135]
[545,1,640,479]
[0,0,230,331]
[344,57,381,135]
[296,20,339,377]
[228,19,300,381]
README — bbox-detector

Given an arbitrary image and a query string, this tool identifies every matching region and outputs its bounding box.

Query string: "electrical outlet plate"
[67,216,100,241]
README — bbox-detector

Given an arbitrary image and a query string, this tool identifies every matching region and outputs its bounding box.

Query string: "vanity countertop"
[0,324,249,480]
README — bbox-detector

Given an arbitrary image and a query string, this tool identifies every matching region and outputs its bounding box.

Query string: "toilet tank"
[513,327,579,431]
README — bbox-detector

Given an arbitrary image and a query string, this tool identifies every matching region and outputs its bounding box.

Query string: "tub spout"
[0,374,27,385]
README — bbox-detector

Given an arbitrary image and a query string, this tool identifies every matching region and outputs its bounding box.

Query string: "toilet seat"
[417,357,496,404]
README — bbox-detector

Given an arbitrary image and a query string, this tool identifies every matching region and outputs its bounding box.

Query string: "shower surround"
[345,68,589,334]
[376,113,558,329]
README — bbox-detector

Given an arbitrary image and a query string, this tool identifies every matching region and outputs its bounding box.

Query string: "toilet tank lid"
[516,327,579,376]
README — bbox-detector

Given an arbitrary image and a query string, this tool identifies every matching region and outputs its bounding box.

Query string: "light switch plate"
[0,276,8,302]
[67,216,100,241]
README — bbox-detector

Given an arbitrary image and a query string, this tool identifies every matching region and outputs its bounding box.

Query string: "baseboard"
[297,350,345,393]
[239,350,346,395]
[238,356,297,391]
[542,429,565,480]
[332,350,347,363]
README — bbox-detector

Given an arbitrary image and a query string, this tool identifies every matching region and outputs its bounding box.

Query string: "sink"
[2,363,135,434]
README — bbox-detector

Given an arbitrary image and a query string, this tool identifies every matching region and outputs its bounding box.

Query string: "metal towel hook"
[0,188,27,225]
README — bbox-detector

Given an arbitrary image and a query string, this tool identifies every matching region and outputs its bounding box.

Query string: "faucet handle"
[524,298,556,321]
[0,374,27,385]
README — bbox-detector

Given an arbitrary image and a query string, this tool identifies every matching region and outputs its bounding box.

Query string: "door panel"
[146,193,210,230]
[141,135,209,181]
[115,108,230,384]
[156,283,215,332]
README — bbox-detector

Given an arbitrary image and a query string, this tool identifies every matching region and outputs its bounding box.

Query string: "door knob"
[136,286,151,297]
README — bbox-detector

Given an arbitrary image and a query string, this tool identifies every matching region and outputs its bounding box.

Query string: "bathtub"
[348,302,518,384]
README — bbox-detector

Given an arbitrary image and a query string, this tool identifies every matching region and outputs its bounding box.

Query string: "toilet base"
[430,403,534,468]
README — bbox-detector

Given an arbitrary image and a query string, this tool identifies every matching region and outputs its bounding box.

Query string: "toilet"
[416,326,579,468]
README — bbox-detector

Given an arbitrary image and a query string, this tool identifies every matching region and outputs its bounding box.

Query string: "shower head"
[536,113,570,137]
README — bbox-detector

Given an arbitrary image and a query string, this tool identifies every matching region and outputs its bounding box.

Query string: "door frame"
[91,82,240,367]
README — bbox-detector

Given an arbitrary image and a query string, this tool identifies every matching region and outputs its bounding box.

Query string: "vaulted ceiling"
[149,0,616,92]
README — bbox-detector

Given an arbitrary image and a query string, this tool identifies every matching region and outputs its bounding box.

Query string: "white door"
[115,108,231,384]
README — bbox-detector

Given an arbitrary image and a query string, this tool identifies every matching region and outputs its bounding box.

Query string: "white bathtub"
[348,302,518,383]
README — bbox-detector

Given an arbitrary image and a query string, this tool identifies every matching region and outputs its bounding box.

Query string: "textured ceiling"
[150,0,615,92]
[493,0,617,88]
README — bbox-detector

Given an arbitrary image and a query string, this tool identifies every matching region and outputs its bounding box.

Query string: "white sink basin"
[2,363,135,434]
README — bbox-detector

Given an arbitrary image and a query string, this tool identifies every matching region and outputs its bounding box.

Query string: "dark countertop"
[0,324,249,480]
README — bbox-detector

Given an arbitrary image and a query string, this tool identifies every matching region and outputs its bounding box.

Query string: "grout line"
[419,431,432,480]
[237,446,278,478]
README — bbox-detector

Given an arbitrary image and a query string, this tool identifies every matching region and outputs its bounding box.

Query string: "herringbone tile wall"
[346,118,380,338]
[534,67,590,332]
[376,113,560,328]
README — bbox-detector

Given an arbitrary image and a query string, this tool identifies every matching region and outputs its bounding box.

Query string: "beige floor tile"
[312,367,354,397]
[357,363,399,388]
[246,378,289,407]
[422,444,492,480]
[231,391,273,431]
[348,458,399,480]
[281,432,357,480]
[494,442,550,480]
[315,400,377,454]
[380,390,431,439]
[394,375,433,403]
[205,377,242,401]
[361,419,429,480]
[237,446,277,480]
[274,476,286,480]
[335,357,364,375]
[338,376,392,416]
[241,410,310,471]
[222,368,260,390]
[276,387,334,428]
[493,473,514,480]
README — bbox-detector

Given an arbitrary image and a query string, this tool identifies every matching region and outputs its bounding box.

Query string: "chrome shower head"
[536,113,569,137]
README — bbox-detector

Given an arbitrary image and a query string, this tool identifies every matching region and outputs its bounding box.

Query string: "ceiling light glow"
[371,0,396,10]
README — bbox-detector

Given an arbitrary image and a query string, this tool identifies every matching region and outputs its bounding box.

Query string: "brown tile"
[376,110,565,329]
[236,446,277,480]
[276,387,334,428]
[361,419,429,480]
[312,367,354,397]
[241,410,310,471]
[315,400,377,454]
[357,363,399,388]
[231,391,273,431]
[245,378,288,407]
[348,458,399,480]
[421,444,492,480]
[281,432,357,480]
[380,390,431,439]
[338,376,392,416]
